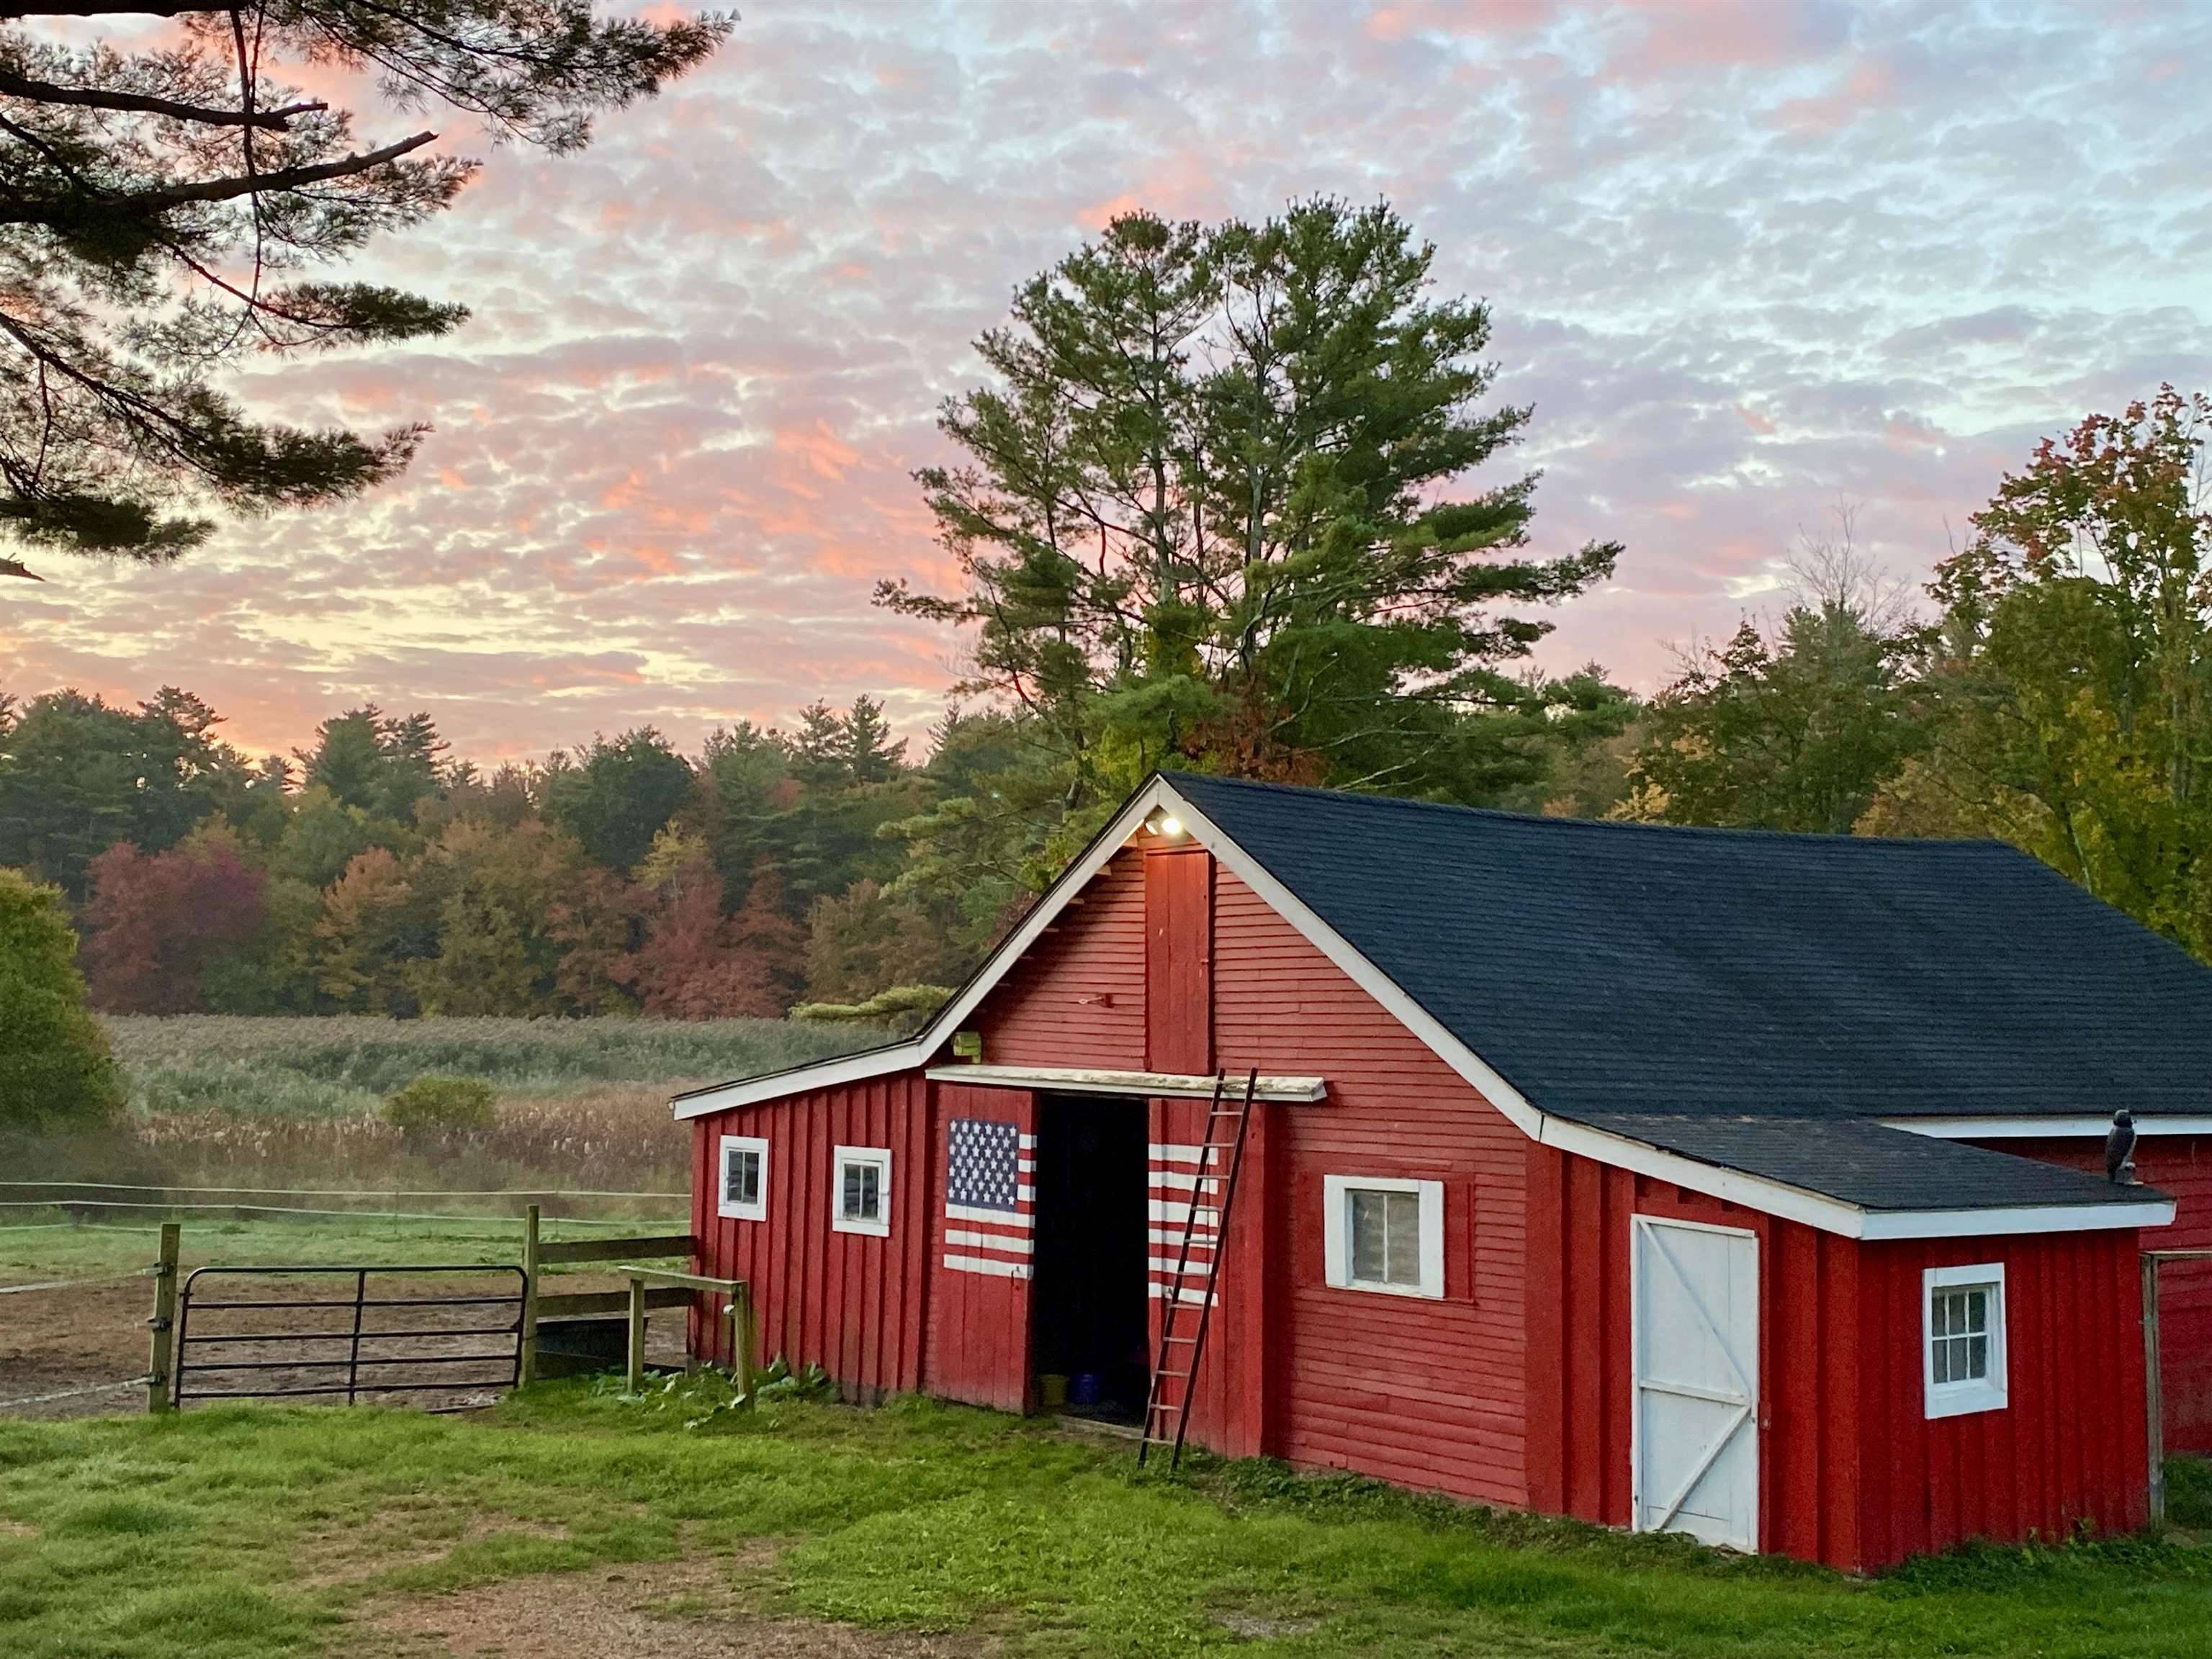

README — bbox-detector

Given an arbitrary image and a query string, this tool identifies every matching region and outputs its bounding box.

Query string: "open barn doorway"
[1030,1094,1149,1424]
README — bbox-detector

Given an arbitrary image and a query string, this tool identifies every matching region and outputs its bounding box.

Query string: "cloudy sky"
[6,0,2209,763]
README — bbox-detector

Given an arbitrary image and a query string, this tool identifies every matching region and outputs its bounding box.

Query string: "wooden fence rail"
[517,1206,752,1404]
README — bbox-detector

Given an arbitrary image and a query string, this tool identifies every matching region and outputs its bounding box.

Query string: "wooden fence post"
[732,1282,755,1408]
[625,1274,647,1396]
[518,1203,541,1388]
[2145,1253,2167,1524]
[145,1222,179,1415]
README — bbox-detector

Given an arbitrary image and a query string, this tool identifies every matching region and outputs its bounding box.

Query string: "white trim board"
[922,1065,1326,1102]
[1882,1116,2212,1141]
[670,775,2177,1242]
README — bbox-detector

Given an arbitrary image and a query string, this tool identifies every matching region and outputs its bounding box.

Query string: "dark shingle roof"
[1166,772,2212,1125]
[1568,1114,2160,1213]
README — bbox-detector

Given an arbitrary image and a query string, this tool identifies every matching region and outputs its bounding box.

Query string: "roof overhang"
[1882,1115,2212,1140]
[1542,1113,2177,1240]
[924,1065,1328,1102]
[673,775,2177,1241]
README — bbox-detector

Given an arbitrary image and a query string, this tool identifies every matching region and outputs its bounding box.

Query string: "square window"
[717,1136,768,1222]
[832,1145,892,1237]
[1323,1174,1444,1299]
[1349,1188,1423,1287]
[1923,1263,2008,1418]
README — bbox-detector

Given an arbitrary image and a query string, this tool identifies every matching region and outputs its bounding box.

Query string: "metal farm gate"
[171,1264,526,1409]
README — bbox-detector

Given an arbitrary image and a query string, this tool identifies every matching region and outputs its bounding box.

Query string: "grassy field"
[103,1015,884,1118]
[2,1385,2211,1659]
[6,1017,891,1197]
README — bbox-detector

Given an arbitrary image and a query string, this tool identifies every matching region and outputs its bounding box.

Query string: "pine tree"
[881,198,1622,806]
[0,0,729,575]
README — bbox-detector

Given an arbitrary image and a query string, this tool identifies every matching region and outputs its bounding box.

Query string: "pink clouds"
[3,0,2208,766]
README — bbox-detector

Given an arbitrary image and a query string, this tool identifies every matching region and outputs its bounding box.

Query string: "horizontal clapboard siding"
[1212,868,1530,1508]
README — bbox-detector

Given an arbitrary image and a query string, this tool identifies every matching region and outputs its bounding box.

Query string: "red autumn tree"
[630,853,804,1019]
[79,827,267,1012]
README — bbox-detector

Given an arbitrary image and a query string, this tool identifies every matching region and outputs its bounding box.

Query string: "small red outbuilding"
[673,774,2200,1571]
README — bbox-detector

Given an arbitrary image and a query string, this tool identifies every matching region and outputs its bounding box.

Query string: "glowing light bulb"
[1159,815,1184,837]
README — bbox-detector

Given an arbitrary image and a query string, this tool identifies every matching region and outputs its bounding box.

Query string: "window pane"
[1930,1285,1996,1388]
[843,1160,880,1221]
[1350,1190,1388,1282]
[1349,1187,1421,1286]
[1383,1191,1421,1285]
[726,1149,760,1208]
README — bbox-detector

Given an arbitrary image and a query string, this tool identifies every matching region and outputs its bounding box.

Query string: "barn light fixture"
[1158,814,1184,837]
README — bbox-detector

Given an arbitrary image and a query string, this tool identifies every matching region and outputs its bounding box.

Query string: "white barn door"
[1631,1215,1759,1551]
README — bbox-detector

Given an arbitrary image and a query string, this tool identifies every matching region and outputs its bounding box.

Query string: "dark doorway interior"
[1030,1094,1149,1423]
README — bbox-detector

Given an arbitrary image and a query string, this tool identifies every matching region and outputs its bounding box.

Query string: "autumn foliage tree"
[78,826,267,1011]
[1869,386,2212,950]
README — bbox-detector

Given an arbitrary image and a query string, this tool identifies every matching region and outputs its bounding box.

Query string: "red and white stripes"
[1148,1139,1221,1306]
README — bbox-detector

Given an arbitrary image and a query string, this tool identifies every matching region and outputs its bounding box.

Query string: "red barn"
[674,774,2202,1572]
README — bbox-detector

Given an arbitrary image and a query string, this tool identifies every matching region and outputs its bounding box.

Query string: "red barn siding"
[1525,1142,2149,1570]
[690,1071,933,1402]
[1854,1231,2148,1568]
[977,850,1146,1067]
[922,1082,1036,1412]
[1212,869,1531,1506]
[1146,847,1213,1074]
[1982,1134,2212,1452]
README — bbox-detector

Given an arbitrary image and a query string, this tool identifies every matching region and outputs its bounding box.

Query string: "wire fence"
[0,1377,148,1412]
[0,1182,685,1200]
[0,1181,686,1229]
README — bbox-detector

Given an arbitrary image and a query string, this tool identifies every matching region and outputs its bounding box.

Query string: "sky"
[5,0,2210,765]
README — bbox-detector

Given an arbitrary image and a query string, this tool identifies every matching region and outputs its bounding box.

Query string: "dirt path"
[361,1555,994,1659]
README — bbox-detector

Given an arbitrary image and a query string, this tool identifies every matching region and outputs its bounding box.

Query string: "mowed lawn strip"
[0,1379,2206,1659]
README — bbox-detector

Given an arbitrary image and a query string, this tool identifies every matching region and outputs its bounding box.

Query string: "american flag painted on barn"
[1147,1139,1220,1306]
[943,1117,1035,1280]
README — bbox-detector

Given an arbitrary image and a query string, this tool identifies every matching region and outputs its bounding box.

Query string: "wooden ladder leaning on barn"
[1138,1067,1259,1471]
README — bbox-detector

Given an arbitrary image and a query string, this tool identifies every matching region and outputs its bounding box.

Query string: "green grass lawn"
[3,1379,2210,1659]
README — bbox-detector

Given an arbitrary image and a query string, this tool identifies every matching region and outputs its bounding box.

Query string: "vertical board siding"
[1853,1231,2148,1570]
[1527,1143,2149,1571]
[1984,1134,2212,1452]
[976,850,1148,1067]
[922,1082,1036,1412]
[1212,869,1532,1507]
[1146,847,1213,1074]
[689,1071,932,1403]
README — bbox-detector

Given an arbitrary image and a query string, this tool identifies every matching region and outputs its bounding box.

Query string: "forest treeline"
[5,201,2210,1032]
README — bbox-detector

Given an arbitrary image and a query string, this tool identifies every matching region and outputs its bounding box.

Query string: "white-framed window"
[832,1144,893,1238]
[716,1134,768,1222]
[1923,1262,2008,1419]
[1322,1174,1444,1299]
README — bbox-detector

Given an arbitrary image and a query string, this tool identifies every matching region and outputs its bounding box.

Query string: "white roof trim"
[1882,1116,2212,1141]
[1539,1115,2175,1238]
[923,1065,1328,1102]
[673,777,2177,1238]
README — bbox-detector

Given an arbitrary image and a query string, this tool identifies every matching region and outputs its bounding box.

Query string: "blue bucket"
[1069,1372,1102,1406]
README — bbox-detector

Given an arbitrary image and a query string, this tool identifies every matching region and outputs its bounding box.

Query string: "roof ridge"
[1159,770,2012,853]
